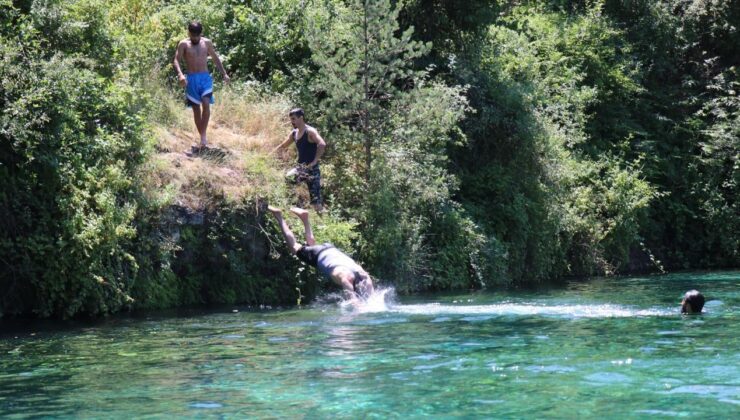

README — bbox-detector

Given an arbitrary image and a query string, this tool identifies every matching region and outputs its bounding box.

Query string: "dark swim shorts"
[296,243,334,267]
[287,164,322,205]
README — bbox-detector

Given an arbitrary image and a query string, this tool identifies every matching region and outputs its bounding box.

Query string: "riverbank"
[125,86,358,314]
[2,1,736,319]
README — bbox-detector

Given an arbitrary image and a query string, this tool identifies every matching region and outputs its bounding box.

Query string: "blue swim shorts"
[185,72,215,107]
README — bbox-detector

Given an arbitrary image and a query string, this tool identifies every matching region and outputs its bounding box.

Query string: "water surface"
[1,272,738,418]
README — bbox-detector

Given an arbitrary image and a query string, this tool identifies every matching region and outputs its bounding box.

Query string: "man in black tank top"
[272,108,326,212]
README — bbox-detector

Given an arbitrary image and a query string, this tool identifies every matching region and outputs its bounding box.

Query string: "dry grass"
[141,85,301,210]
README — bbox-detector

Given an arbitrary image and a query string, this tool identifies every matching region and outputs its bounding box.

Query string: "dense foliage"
[1,0,737,317]
[401,0,737,280]
[1,1,146,317]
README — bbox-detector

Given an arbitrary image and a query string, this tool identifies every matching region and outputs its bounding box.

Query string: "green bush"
[220,0,314,86]
[448,3,659,282]
[0,40,147,317]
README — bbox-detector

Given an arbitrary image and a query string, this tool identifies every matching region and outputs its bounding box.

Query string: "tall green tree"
[308,0,430,179]
[304,0,492,289]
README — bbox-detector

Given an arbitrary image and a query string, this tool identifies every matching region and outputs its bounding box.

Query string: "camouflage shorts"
[286,164,322,205]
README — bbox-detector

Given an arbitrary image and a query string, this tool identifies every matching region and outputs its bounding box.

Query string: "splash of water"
[387,302,673,318]
[338,287,396,313]
[329,288,673,318]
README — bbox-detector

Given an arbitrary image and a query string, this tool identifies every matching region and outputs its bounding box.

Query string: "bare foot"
[267,205,282,217]
[289,207,309,221]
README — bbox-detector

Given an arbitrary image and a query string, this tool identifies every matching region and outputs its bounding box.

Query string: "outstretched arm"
[307,129,326,167]
[207,40,230,83]
[173,41,187,87]
[272,133,294,155]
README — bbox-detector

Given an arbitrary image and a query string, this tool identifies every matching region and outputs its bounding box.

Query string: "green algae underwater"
[1,271,738,418]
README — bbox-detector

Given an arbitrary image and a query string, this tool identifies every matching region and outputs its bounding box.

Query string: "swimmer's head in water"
[681,289,705,314]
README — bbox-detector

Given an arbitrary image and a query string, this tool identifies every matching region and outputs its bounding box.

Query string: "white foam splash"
[386,302,672,318]
[339,287,395,314]
[331,288,673,318]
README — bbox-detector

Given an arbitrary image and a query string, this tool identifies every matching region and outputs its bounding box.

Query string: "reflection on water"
[0,271,738,418]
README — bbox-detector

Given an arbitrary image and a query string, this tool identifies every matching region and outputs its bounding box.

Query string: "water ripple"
[189,402,223,409]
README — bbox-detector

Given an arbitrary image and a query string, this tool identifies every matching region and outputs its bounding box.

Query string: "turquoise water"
[1,272,739,418]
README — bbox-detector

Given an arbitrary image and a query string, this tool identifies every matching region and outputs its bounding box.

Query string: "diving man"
[267,206,374,301]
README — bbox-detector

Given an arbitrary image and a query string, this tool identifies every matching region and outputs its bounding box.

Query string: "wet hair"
[188,21,203,35]
[681,290,705,314]
[289,108,305,118]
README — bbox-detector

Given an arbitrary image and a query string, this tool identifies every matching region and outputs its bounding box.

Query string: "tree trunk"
[362,0,371,182]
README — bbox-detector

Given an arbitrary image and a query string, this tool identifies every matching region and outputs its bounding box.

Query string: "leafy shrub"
[0,39,147,317]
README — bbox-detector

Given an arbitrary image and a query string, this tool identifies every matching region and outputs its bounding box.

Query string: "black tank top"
[294,126,317,164]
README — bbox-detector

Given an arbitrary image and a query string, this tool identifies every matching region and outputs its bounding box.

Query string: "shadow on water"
[0,303,294,338]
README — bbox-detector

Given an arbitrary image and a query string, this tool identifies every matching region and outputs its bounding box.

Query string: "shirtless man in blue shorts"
[268,206,374,301]
[173,21,229,155]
